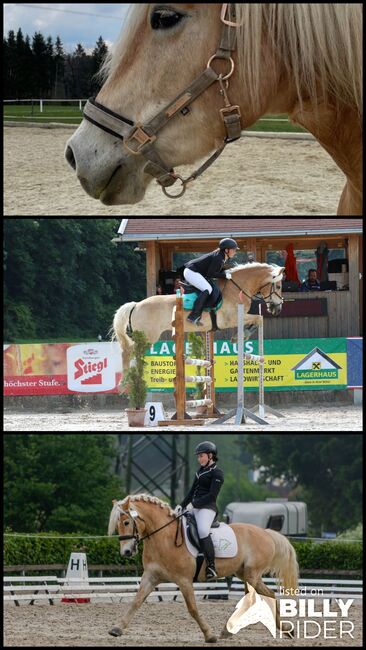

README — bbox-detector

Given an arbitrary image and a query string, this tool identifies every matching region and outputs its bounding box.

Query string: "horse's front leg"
[178,579,217,644]
[109,571,158,637]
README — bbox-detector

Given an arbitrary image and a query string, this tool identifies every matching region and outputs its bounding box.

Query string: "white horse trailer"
[223,499,307,536]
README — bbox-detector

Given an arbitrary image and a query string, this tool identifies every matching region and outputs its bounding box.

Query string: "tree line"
[4,219,146,342]
[4,28,108,99]
[3,434,362,535]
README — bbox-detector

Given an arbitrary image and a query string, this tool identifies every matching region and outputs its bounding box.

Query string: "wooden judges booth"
[117,219,363,339]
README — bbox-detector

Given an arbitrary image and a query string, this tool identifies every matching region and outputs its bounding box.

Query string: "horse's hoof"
[206,635,217,643]
[219,628,233,639]
[108,627,123,637]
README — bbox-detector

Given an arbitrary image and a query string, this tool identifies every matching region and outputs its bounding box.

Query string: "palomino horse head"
[66,4,362,213]
[66,4,243,204]
[229,264,285,316]
[257,265,285,316]
[108,498,144,557]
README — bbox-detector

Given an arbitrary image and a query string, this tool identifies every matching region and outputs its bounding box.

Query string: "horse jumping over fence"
[113,263,285,374]
[108,494,298,643]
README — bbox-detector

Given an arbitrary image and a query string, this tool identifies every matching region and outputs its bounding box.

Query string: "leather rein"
[227,276,285,306]
[83,4,242,198]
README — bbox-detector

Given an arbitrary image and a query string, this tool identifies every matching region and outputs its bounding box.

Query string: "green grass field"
[4,101,308,133]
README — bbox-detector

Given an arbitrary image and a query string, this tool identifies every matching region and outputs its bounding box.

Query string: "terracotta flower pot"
[125,408,147,428]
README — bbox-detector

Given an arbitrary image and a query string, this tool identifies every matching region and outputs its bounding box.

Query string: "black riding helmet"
[219,238,240,251]
[195,441,217,456]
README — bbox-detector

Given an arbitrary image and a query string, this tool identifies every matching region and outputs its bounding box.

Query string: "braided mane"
[123,493,175,517]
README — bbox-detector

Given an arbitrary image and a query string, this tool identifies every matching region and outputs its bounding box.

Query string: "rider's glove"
[225,272,232,280]
[174,505,183,516]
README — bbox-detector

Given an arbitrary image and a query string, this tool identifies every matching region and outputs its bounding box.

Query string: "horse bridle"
[83,4,242,198]
[228,275,285,308]
[118,508,185,545]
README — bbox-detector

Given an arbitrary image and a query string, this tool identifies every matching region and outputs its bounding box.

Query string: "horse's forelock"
[108,499,128,535]
[100,5,148,82]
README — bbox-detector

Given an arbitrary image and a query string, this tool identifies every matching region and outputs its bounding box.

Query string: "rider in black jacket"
[177,441,224,581]
[183,238,239,326]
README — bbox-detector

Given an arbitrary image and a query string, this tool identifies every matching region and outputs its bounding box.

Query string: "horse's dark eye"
[151,8,184,30]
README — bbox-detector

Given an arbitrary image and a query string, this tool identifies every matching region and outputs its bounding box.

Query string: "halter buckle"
[124,125,156,155]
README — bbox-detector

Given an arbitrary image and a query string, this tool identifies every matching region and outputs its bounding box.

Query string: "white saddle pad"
[183,518,238,558]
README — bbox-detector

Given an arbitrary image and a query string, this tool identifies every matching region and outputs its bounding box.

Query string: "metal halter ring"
[207,55,235,81]
[162,175,187,199]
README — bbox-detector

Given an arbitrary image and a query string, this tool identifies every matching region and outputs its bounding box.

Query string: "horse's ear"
[112,499,117,505]
[272,267,284,281]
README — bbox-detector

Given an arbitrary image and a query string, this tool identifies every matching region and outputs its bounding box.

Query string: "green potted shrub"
[122,330,150,427]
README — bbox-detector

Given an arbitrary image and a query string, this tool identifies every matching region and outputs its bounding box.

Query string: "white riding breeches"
[192,508,216,538]
[183,269,213,294]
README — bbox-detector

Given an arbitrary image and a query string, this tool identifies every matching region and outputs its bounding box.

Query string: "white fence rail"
[4,575,362,606]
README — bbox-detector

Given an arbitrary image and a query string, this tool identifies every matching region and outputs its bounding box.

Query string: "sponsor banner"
[4,342,122,396]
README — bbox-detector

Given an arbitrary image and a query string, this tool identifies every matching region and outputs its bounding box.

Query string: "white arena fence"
[4,575,362,606]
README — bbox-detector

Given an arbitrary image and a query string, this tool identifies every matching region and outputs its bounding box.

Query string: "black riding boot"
[187,290,210,326]
[200,535,218,581]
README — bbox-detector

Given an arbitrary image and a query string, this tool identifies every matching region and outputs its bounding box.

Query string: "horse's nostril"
[65,145,76,170]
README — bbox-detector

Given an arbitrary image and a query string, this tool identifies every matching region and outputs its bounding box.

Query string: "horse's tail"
[110,302,136,343]
[109,302,137,371]
[266,529,299,593]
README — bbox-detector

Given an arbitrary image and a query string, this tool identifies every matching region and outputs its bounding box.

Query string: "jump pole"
[213,304,284,425]
[251,303,285,420]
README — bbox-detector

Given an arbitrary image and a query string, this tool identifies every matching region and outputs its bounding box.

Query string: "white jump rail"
[4,575,229,605]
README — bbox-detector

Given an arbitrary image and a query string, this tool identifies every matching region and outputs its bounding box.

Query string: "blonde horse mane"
[108,494,175,535]
[101,4,362,117]
[98,5,147,83]
[235,3,362,115]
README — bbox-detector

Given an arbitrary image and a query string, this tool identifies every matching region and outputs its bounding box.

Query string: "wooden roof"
[119,219,363,240]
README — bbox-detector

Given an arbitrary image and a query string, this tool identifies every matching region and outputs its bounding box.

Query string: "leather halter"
[83,4,242,198]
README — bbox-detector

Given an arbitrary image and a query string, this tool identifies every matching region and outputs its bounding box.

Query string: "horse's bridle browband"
[83,4,242,198]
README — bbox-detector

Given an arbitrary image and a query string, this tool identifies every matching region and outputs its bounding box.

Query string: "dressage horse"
[66,4,362,214]
[108,494,298,643]
[112,263,284,373]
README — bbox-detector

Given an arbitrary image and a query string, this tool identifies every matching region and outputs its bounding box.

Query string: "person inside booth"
[300,269,321,292]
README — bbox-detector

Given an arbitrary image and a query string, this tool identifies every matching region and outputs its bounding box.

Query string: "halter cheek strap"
[82,3,242,198]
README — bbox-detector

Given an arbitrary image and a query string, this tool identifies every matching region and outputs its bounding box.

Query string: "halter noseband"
[83,4,242,198]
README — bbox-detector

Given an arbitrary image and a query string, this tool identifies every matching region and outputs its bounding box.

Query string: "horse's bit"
[83,4,242,198]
